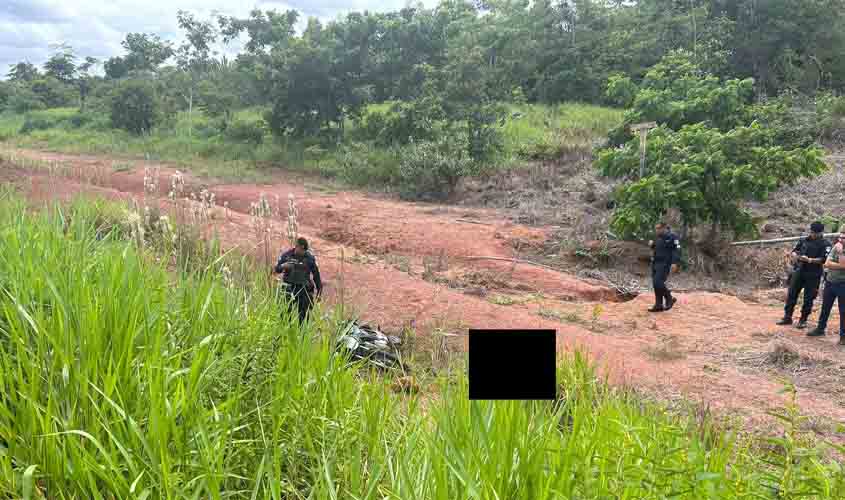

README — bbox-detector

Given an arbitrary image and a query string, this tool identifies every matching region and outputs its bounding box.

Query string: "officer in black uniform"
[273,237,323,323]
[648,222,682,313]
[777,222,831,329]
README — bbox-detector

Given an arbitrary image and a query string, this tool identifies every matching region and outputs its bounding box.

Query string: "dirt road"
[3,148,844,436]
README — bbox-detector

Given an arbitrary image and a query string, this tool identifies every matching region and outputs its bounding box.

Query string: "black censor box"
[468,329,556,400]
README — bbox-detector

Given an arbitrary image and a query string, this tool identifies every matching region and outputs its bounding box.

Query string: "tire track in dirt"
[3,149,845,434]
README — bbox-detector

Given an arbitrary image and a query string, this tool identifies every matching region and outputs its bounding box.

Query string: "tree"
[175,10,218,139]
[197,61,239,131]
[76,57,99,112]
[607,50,754,146]
[121,33,174,74]
[6,85,44,113]
[0,81,11,110]
[110,80,159,134]
[43,48,77,84]
[597,54,828,240]
[104,57,130,80]
[7,62,39,83]
[30,77,73,108]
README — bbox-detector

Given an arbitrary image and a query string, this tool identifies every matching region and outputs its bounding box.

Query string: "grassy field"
[0,191,843,498]
[0,102,622,185]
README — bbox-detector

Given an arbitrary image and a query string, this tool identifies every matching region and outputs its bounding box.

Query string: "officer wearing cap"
[647,222,682,313]
[273,237,323,323]
[777,221,831,329]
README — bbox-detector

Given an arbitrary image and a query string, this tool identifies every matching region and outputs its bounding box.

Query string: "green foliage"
[817,93,845,141]
[609,51,755,147]
[17,108,85,135]
[43,50,77,84]
[600,123,828,238]
[1,183,845,499]
[7,62,39,83]
[110,80,159,134]
[325,141,399,186]
[0,82,10,110]
[5,86,45,114]
[398,136,478,201]
[223,119,265,145]
[354,99,443,146]
[29,77,75,109]
[605,74,637,108]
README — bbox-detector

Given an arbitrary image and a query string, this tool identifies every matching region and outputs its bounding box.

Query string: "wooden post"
[630,122,657,179]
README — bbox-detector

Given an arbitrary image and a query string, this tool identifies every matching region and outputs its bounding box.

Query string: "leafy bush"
[110,80,159,135]
[461,103,507,162]
[398,137,478,201]
[18,109,86,134]
[607,50,754,147]
[223,119,265,145]
[325,142,399,186]
[67,112,94,129]
[19,116,55,134]
[29,77,75,108]
[817,93,845,142]
[744,97,819,149]
[7,86,45,114]
[355,100,443,146]
[605,74,637,108]
[599,123,827,238]
[0,82,10,110]
[598,52,827,240]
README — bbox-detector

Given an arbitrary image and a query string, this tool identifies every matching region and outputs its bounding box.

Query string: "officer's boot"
[838,336,845,346]
[664,294,677,311]
[776,317,793,326]
[807,327,826,337]
[648,290,664,312]
[796,315,809,329]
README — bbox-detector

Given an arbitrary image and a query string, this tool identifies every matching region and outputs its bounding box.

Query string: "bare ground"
[2,147,845,440]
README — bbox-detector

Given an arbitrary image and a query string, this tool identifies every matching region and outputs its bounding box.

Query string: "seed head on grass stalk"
[287,194,299,248]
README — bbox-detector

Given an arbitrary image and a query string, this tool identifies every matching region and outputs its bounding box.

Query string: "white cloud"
[1,0,434,78]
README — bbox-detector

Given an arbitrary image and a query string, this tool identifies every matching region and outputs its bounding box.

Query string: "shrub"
[110,80,159,135]
[19,116,55,134]
[326,142,399,187]
[398,137,477,201]
[817,93,845,141]
[7,87,45,114]
[355,100,442,146]
[605,74,637,108]
[68,112,94,129]
[224,119,265,145]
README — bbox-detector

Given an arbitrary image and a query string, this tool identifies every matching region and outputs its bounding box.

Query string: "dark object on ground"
[336,320,408,372]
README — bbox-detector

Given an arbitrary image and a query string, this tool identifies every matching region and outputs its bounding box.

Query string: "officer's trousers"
[285,284,314,323]
[814,280,845,336]
[783,272,821,321]
[652,262,672,307]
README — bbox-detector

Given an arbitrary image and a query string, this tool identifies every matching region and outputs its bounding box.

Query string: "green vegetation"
[598,51,830,240]
[2,0,843,198]
[0,193,843,498]
[0,101,620,187]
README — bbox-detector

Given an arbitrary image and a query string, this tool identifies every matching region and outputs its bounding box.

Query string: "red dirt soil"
[3,148,845,437]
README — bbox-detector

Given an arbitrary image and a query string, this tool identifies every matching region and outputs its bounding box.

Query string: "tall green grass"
[502,103,624,159]
[0,195,843,499]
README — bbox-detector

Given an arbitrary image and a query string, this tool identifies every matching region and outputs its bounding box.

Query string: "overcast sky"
[1,0,437,78]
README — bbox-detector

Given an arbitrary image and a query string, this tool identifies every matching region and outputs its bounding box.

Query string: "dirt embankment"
[3,148,845,438]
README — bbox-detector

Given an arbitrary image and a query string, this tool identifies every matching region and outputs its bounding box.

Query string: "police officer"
[273,237,323,323]
[806,232,845,345]
[648,222,681,313]
[777,221,831,329]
